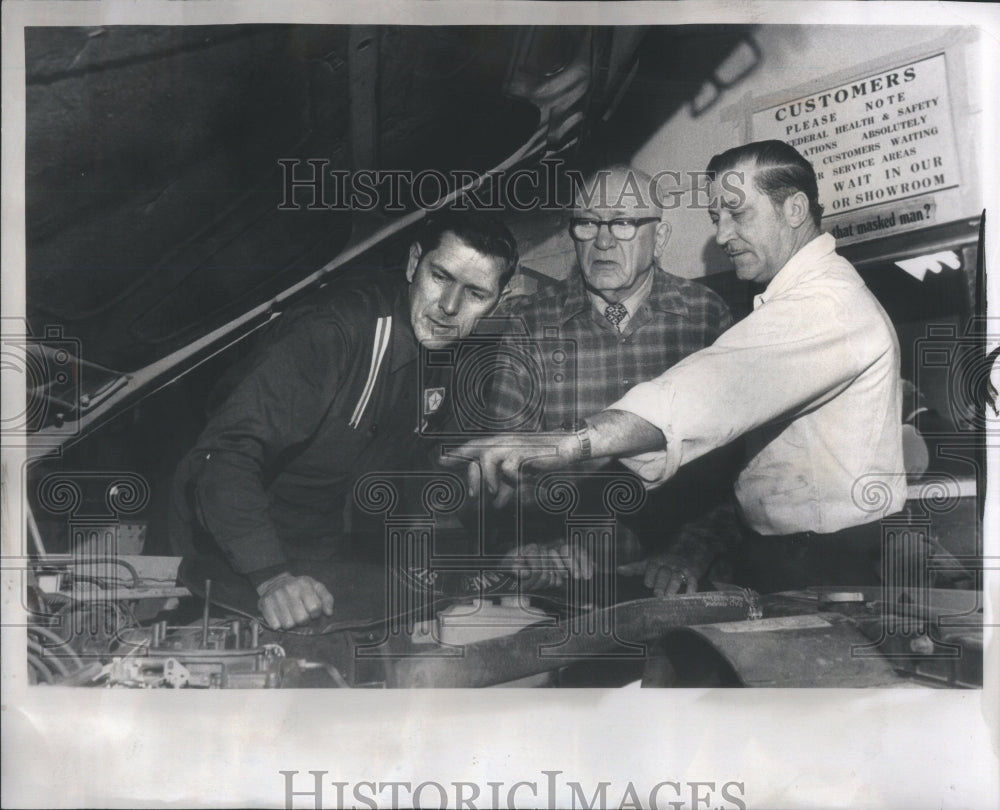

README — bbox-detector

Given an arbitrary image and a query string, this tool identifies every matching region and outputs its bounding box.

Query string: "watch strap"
[573,420,592,461]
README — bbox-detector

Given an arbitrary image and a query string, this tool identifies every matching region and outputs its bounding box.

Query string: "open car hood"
[21,24,648,450]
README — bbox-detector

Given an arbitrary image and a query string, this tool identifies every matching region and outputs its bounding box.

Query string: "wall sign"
[751,53,961,241]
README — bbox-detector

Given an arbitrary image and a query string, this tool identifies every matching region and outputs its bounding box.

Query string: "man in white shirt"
[449,140,906,593]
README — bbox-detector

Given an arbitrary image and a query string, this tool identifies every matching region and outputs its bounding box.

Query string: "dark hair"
[417,210,519,288]
[706,140,824,227]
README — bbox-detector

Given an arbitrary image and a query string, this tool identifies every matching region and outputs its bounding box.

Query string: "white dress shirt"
[611,233,906,535]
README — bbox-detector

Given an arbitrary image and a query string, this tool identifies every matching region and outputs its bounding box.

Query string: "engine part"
[105,644,288,688]
[388,590,761,687]
[435,596,552,646]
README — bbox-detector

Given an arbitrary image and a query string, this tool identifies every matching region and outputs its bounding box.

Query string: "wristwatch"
[572,419,592,461]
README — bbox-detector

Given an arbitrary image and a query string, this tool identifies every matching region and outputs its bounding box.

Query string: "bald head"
[573,164,665,217]
[569,164,670,304]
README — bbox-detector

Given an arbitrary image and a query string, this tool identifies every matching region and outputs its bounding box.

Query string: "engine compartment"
[23,551,983,689]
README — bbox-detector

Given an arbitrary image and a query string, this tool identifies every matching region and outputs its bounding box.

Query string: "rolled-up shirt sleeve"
[611,290,879,488]
[191,316,350,574]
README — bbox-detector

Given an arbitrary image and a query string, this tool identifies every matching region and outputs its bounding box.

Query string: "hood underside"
[25,24,541,374]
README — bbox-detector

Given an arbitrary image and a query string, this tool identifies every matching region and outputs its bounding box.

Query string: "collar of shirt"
[586,267,655,332]
[754,232,836,310]
[556,265,690,328]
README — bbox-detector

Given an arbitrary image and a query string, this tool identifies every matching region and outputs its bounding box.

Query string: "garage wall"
[630,25,984,279]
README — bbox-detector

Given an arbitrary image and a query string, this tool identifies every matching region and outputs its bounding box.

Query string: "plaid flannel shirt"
[489,267,734,431]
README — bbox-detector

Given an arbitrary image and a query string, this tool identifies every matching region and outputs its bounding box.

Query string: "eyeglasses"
[568,217,660,242]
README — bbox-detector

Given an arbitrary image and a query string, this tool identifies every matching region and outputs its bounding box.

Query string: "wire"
[324,665,351,688]
[28,653,53,684]
[28,625,83,668]
[38,591,73,605]
[51,661,105,687]
[26,504,47,556]
[70,574,172,588]
[69,574,110,589]
[112,633,149,656]
[67,557,140,588]
[118,601,140,628]
[27,638,72,678]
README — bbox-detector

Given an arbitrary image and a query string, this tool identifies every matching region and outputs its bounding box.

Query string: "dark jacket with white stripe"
[169,270,431,583]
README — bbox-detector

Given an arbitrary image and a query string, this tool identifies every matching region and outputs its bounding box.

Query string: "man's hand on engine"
[617,552,701,596]
[504,541,595,590]
[256,572,335,629]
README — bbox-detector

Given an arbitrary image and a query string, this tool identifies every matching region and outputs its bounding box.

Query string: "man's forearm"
[447,409,667,503]
[582,409,666,461]
[193,450,287,574]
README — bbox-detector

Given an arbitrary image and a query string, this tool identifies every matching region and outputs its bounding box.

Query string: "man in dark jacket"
[170,211,518,629]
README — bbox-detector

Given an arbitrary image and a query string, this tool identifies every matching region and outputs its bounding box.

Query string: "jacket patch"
[424,387,445,415]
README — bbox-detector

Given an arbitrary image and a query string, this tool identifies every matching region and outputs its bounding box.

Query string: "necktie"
[604,302,628,328]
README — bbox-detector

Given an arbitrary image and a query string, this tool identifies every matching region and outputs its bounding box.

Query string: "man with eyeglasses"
[453,142,907,595]
[484,164,734,590]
